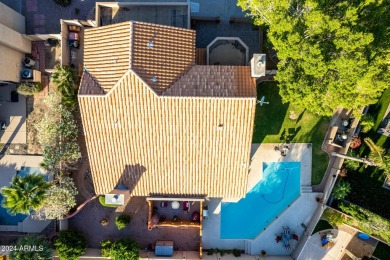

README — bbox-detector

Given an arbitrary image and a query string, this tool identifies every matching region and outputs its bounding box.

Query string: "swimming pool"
[0,194,28,225]
[220,162,301,239]
[17,167,48,181]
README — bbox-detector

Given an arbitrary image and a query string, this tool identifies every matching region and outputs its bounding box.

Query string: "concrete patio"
[0,84,26,144]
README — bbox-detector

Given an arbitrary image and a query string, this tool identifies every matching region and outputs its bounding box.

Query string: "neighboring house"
[0,2,31,84]
[78,21,257,202]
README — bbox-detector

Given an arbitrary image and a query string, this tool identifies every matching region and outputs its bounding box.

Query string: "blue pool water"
[0,194,28,225]
[17,167,47,180]
[221,162,301,239]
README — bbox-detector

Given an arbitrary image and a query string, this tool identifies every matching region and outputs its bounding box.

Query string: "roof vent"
[217,124,223,131]
[148,41,154,49]
[250,54,266,78]
[152,76,157,83]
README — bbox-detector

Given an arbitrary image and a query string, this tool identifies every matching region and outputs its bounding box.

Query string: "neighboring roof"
[79,21,257,200]
[162,65,256,97]
[83,21,195,94]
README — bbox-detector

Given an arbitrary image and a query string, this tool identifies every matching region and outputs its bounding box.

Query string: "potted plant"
[261,250,266,256]
[350,136,361,149]
[100,217,109,226]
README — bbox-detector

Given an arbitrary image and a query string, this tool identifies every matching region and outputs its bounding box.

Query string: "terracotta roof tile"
[162,66,256,97]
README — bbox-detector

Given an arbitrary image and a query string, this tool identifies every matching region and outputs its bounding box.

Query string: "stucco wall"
[0,2,25,33]
[0,44,25,81]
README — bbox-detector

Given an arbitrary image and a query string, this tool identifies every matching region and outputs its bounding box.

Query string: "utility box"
[155,241,174,257]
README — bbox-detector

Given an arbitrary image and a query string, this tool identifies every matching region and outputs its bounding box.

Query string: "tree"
[364,137,390,178]
[54,230,86,260]
[238,0,390,116]
[115,214,131,230]
[16,82,43,96]
[332,180,351,200]
[35,92,81,173]
[0,174,51,215]
[32,176,78,220]
[360,114,375,133]
[10,235,53,260]
[101,238,139,260]
[51,64,78,109]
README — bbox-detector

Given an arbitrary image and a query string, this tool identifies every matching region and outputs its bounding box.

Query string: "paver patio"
[68,197,200,250]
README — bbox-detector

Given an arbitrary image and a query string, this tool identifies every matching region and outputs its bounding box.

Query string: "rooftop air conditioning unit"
[250,54,266,78]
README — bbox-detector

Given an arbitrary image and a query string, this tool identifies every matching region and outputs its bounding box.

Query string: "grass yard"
[312,219,333,235]
[253,82,330,185]
[345,166,390,219]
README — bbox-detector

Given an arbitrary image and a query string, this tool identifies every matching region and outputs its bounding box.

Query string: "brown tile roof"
[162,66,256,97]
[79,70,256,199]
[131,22,196,94]
[83,22,131,92]
[79,22,257,200]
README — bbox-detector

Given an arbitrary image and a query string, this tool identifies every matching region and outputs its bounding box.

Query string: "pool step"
[301,185,313,193]
[244,240,252,255]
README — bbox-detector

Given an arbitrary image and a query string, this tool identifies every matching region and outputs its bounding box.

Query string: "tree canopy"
[238,0,390,115]
[0,174,51,215]
[101,238,139,260]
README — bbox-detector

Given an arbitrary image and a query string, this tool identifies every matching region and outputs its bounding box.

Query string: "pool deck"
[0,155,51,233]
[202,143,322,256]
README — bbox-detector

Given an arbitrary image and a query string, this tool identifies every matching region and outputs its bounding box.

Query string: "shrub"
[322,208,344,226]
[233,249,241,257]
[344,158,361,171]
[115,214,131,230]
[360,114,375,133]
[332,180,351,200]
[55,230,86,260]
[99,196,119,208]
[52,0,71,7]
[101,238,139,260]
[100,217,109,226]
[16,82,43,96]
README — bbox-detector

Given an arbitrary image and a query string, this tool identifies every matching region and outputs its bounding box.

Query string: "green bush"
[332,180,351,200]
[54,230,86,260]
[360,114,375,133]
[322,208,344,226]
[115,214,131,230]
[101,238,139,260]
[232,249,241,257]
[98,196,119,208]
[16,82,43,96]
[339,202,390,243]
[52,0,71,6]
[344,158,361,171]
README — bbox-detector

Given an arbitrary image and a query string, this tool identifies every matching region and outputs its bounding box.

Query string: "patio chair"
[183,201,190,214]
[292,234,299,241]
[275,235,282,243]
[282,226,290,234]
[160,201,168,208]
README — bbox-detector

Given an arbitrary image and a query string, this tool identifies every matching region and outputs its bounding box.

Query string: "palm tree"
[364,138,390,177]
[332,180,351,200]
[0,174,51,215]
[10,235,53,260]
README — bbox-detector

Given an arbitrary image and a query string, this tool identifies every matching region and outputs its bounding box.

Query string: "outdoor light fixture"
[148,41,154,48]
[152,76,157,83]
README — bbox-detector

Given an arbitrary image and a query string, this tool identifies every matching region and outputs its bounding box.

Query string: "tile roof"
[162,65,256,97]
[79,22,257,200]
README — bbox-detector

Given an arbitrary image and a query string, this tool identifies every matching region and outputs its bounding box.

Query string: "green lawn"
[312,219,333,235]
[373,242,390,260]
[253,82,330,185]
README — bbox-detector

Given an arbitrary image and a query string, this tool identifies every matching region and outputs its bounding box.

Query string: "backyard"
[253,82,330,184]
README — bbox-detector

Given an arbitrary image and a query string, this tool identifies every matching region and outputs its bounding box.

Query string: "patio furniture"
[160,201,168,208]
[358,233,370,240]
[192,212,200,221]
[275,235,282,243]
[171,201,180,209]
[282,226,290,234]
[203,205,209,219]
[292,234,299,241]
[183,201,190,213]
